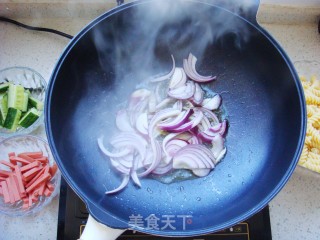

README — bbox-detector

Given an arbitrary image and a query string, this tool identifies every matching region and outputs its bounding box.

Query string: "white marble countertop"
[0,2,320,240]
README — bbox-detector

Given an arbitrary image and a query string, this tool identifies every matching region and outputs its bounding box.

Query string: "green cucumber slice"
[8,84,25,111]
[0,93,8,125]
[3,108,21,131]
[21,92,29,112]
[0,83,9,93]
[28,96,43,111]
[18,108,40,128]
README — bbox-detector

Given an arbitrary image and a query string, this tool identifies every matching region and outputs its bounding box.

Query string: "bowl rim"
[0,134,48,145]
[0,66,47,138]
[0,66,48,87]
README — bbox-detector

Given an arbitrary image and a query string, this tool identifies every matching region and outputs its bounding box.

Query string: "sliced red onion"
[110,159,131,174]
[173,144,215,169]
[155,82,164,103]
[166,139,188,156]
[128,89,151,109]
[202,94,222,110]
[173,153,200,169]
[167,81,195,100]
[169,110,203,133]
[152,159,172,175]
[219,120,228,136]
[162,133,180,163]
[148,93,157,113]
[169,68,187,89]
[152,127,164,139]
[184,100,195,109]
[106,174,130,195]
[116,110,134,132]
[198,130,218,143]
[163,132,181,143]
[173,100,183,111]
[111,155,135,175]
[102,53,229,191]
[199,108,219,124]
[189,126,199,136]
[148,108,181,136]
[192,169,211,177]
[183,59,198,81]
[169,122,191,133]
[198,115,211,132]
[98,136,132,158]
[158,109,192,131]
[136,113,149,135]
[138,140,162,177]
[136,155,146,170]
[111,132,148,147]
[117,155,134,169]
[128,95,149,127]
[128,100,148,127]
[144,145,172,175]
[132,148,143,171]
[209,122,222,133]
[131,170,141,187]
[209,119,228,136]
[176,132,193,141]
[148,113,155,121]
[211,134,225,163]
[188,135,200,144]
[150,55,176,82]
[192,83,204,105]
[155,98,174,110]
[187,53,217,82]
[215,147,227,164]
[182,144,216,166]
[142,147,154,166]
[110,132,148,160]
[183,57,216,83]
[175,144,215,168]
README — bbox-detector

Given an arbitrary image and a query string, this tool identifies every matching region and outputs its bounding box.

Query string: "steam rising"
[92,0,256,94]
[71,0,257,176]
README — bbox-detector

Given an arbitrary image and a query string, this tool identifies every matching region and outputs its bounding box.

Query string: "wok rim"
[45,0,307,236]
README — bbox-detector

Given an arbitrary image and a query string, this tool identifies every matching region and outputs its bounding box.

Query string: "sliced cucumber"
[0,83,9,93]
[8,84,25,111]
[29,96,44,111]
[0,82,43,131]
[3,108,21,131]
[0,93,8,125]
[21,92,29,112]
[18,108,40,128]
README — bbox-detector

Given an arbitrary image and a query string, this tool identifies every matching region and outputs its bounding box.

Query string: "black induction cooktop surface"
[57,179,272,240]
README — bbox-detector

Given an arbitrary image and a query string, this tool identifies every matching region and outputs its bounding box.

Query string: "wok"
[45,0,306,239]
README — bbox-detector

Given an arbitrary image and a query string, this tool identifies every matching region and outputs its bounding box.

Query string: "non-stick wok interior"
[47,0,304,236]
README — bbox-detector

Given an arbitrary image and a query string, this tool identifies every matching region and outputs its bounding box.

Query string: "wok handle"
[80,215,126,240]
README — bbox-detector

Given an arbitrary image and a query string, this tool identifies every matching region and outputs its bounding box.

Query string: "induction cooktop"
[57,179,272,240]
